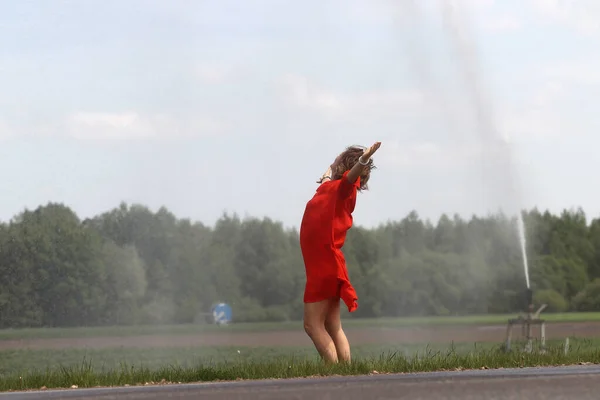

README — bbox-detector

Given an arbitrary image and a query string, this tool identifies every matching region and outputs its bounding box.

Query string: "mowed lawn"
[1,312,599,341]
[1,338,597,378]
[1,313,599,391]
[1,338,600,392]
[0,342,486,375]
[1,312,598,381]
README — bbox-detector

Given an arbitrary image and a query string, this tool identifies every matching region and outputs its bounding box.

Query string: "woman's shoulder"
[318,178,340,189]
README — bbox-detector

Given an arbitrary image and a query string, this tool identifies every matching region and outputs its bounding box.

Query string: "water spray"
[517,213,530,289]
[507,208,545,353]
[432,0,546,352]
[392,0,546,350]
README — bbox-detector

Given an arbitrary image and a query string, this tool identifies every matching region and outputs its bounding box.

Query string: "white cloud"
[499,80,566,140]
[277,73,424,122]
[502,110,562,141]
[541,60,600,85]
[195,63,235,85]
[379,140,444,167]
[276,54,595,150]
[498,59,600,141]
[343,0,395,24]
[276,72,517,148]
[431,0,522,34]
[531,81,564,107]
[463,0,496,9]
[530,0,600,34]
[377,139,487,169]
[482,14,522,32]
[0,118,14,140]
[277,74,343,115]
[66,112,227,140]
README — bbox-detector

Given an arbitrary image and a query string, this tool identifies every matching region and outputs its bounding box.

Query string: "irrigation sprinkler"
[504,288,548,353]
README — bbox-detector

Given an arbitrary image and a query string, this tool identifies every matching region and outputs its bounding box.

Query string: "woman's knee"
[303,319,314,335]
[304,317,326,337]
[304,303,326,336]
[324,318,341,336]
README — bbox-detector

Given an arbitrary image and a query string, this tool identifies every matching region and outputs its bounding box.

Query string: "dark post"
[525,287,533,352]
[525,288,533,312]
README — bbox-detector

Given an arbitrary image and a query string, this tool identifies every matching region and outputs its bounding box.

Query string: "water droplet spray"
[517,213,530,289]
[436,0,531,290]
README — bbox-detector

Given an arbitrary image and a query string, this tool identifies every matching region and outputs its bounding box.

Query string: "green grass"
[1,312,598,392]
[2,312,600,341]
[0,342,506,376]
[0,340,598,392]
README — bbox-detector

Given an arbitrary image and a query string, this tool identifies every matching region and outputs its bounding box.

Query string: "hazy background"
[1,0,599,229]
[2,0,600,332]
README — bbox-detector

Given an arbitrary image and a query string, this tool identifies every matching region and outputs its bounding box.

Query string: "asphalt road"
[2,365,599,400]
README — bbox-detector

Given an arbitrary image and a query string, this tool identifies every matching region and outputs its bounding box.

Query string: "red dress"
[299,170,359,312]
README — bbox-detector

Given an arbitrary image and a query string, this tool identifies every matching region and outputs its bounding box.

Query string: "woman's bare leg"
[325,298,351,362]
[304,299,338,363]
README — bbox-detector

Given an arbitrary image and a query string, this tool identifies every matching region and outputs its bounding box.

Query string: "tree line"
[0,202,599,328]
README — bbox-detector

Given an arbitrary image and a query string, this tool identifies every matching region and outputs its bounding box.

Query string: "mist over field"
[3,2,600,393]
[1,1,600,330]
[0,202,597,328]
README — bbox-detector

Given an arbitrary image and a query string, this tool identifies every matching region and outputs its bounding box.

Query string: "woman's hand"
[317,165,333,184]
[361,142,381,162]
[345,141,381,184]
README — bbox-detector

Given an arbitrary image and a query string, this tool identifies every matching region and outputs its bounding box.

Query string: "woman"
[299,142,381,363]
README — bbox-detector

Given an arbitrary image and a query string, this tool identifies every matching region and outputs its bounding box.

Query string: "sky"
[1,0,599,229]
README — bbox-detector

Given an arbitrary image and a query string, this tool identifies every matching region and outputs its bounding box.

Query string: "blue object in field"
[212,303,232,325]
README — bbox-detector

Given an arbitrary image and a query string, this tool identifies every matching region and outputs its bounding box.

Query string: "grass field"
[2,312,600,341]
[0,342,504,376]
[2,313,600,392]
[0,339,598,392]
